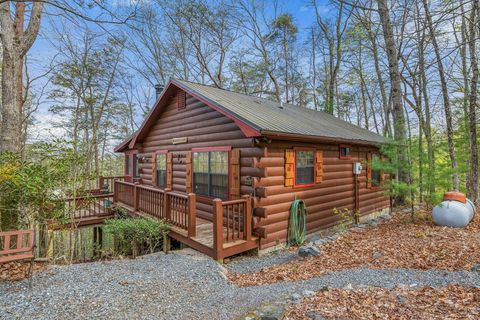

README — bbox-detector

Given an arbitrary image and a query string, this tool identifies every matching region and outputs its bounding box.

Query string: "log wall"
[135,90,257,221]
[131,88,389,251]
[253,141,389,250]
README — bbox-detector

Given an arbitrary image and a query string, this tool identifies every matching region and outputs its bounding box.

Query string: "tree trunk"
[422,0,459,191]
[467,0,479,203]
[0,1,43,154]
[376,0,408,201]
[0,53,21,153]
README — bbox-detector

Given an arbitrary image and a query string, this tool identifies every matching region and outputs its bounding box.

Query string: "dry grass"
[230,207,480,286]
[283,285,480,320]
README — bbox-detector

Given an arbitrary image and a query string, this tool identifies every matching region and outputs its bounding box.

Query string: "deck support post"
[243,194,252,241]
[163,234,170,253]
[213,198,223,260]
[187,193,196,238]
[93,226,103,258]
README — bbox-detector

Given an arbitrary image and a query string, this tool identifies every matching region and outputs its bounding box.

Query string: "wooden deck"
[171,217,258,250]
[48,193,115,230]
[49,177,259,260]
[114,180,259,260]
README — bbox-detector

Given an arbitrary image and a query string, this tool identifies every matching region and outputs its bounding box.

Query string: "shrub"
[104,217,170,257]
[333,207,360,231]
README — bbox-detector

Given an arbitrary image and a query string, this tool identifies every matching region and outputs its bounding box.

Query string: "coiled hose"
[288,199,307,246]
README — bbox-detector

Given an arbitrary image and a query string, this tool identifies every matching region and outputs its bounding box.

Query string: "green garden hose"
[288,199,307,246]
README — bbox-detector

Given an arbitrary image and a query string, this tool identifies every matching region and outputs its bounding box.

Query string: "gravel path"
[1,249,480,320]
[225,250,299,274]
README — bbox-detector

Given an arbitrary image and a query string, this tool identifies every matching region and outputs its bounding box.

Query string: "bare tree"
[0,1,43,153]
[376,0,408,192]
[421,0,459,191]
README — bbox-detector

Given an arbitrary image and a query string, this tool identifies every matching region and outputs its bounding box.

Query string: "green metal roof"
[174,79,385,145]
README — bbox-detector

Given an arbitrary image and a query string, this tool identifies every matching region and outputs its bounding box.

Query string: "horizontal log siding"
[137,91,258,221]
[254,141,389,250]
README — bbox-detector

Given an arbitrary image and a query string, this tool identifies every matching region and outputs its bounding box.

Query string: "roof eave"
[261,130,385,146]
[114,135,135,153]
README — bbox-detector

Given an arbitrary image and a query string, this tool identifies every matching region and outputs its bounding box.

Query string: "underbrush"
[104,217,170,258]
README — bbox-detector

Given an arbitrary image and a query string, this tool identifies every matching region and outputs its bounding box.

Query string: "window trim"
[339,144,352,160]
[153,150,168,189]
[191,146,231,200]
[124,150,139,181]
[293,147,317,188]
[124,154,130,176]
[132,153,140,179]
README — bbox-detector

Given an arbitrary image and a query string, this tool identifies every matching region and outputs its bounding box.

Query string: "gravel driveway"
[1,249,480,320]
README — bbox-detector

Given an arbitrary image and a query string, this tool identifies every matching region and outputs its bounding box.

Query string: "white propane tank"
[432,192,475,228]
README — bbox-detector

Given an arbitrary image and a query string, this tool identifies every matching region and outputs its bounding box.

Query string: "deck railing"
[213,195,252,252]
[99,176,125,193]
[114,181,196,237]
[137,184,165,219]
[63,193,114,220]
[114,180,135,208]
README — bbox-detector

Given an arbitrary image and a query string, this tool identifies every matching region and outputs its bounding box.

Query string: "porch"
[113,180,258,260]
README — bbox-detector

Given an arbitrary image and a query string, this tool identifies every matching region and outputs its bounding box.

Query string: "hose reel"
[288,199,307,246]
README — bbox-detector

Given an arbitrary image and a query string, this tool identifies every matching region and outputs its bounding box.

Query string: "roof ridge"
[174,78,301,109]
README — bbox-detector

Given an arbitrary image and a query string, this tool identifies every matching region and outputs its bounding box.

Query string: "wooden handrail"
[63,193,113,202]
[116,182,194,234]
[212,195,253,259]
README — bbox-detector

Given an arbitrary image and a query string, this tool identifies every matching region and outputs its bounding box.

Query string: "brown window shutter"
[178,91,186,109]
[366,151,372,189]
[315,150,323,183]
[166,152,173,190]
[151,153,157,185]
[185,151,192,193]
[230,149,241,199]
[285,149,295,187]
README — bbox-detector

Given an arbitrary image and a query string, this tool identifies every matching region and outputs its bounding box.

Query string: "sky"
[26,0,334,143]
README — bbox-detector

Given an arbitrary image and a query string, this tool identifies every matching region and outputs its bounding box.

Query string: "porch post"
[113,180,118,203]
[213,198,223,259]
[187,193,196,238]
[243,194,252,241]
[98,176,105,190]
[134,182,139,211]
[164,192,171,221]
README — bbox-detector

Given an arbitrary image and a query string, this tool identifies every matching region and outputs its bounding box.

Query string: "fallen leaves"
[0,261,44,282]
[229,208,480,286]
[283,285,480,320]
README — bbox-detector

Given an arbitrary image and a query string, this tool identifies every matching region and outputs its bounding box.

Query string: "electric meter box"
[353,162,362,175]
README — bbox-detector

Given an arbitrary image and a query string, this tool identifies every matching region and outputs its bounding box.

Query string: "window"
[193,151,228,199]
[156,153,167,188]
[339,145,351,159]
[371,154,381,187]
[125,155,130,175]
[133,154,140,178]
[295,149,315,186]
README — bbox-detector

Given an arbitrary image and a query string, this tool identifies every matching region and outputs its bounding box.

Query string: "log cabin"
[113,79,389,260]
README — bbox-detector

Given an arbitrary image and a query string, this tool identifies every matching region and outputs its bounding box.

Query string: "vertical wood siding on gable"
[135,91,259,221]
[253,141,389,250]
